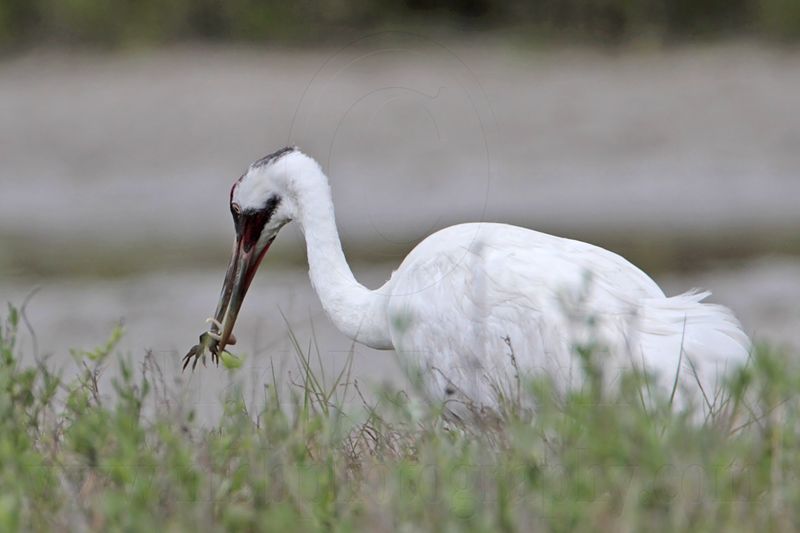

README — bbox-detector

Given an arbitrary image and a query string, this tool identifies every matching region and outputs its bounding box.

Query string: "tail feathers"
[637,289,751,410]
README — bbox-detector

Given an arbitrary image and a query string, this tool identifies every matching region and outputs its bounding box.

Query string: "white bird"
[185,147,750,419]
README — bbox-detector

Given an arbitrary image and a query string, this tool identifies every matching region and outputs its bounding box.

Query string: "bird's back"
[383,223,749,417]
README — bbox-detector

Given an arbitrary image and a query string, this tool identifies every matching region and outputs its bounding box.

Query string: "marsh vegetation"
[2,302,799,531]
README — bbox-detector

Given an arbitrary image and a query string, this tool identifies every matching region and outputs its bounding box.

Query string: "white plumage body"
[374,222,749,416]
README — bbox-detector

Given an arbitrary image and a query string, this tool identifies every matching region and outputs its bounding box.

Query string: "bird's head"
[201,147,302,360]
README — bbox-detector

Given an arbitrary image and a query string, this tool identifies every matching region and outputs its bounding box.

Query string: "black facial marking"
[251,146,297,169]
[237,195,281,253]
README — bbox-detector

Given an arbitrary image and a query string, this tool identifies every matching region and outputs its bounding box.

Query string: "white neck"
[287,154,393,349]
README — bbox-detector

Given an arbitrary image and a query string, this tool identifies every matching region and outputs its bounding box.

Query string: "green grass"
[1,301,799,532]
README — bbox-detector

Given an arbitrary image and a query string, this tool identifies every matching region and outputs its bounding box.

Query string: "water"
[1,44,798,269]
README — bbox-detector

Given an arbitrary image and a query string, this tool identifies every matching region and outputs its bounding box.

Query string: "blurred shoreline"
[3,223,800,281]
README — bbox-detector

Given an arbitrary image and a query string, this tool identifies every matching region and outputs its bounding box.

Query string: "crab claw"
[182,343,203,371]
[183,331,218,371]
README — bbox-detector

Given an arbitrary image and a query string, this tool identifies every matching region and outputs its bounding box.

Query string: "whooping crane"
[185,147,750,419]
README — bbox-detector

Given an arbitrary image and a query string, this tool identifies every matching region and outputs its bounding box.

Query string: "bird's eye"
[231,203,241,215]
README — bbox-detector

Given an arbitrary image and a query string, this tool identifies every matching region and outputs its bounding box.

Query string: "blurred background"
[1,0,799,408]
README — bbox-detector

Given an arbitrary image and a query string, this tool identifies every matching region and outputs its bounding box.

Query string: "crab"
[182,318,237,370]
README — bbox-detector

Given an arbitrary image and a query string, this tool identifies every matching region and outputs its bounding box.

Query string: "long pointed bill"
[209,235,274,356]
